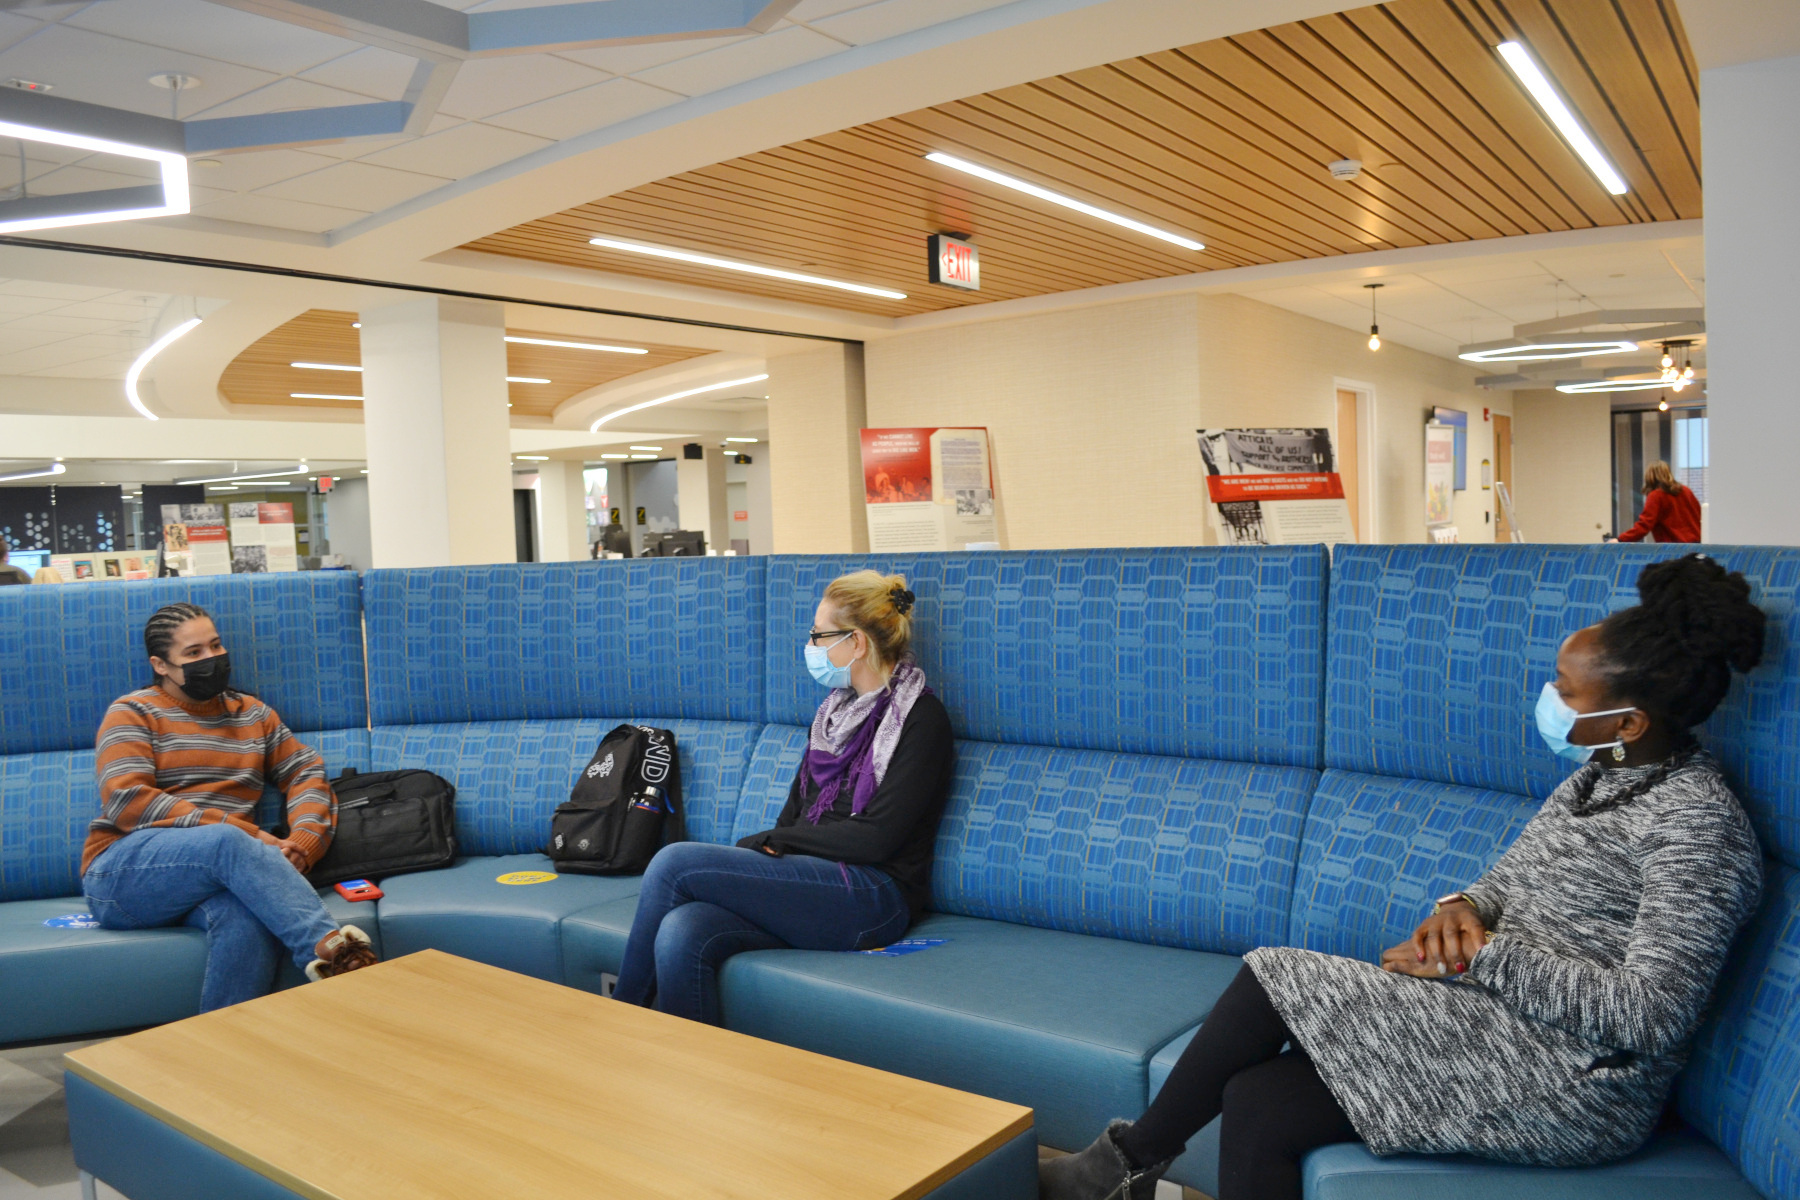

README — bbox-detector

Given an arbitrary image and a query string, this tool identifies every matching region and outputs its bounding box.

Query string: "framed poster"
[1425,423,1457,527]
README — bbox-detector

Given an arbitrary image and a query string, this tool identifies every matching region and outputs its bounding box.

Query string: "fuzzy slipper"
[304,925,378,982]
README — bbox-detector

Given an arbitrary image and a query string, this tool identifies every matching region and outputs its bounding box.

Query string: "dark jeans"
[1119,965,1360,1200]
[613,842,910,1025]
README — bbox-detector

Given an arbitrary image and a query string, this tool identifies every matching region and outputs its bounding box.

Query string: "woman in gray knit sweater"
[1043,554,1768,1200]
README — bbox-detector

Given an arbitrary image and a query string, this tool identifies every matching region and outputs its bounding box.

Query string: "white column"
[359,297,515,567]
[535,461,590,562]
[677,446,730,552]
[766,344,868,553]
[1700,51,1800,545]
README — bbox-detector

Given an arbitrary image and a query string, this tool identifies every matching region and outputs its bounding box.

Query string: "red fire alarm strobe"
[928,233,980,291]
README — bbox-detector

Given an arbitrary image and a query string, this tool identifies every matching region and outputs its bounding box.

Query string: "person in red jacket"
[1616,461,1702,543]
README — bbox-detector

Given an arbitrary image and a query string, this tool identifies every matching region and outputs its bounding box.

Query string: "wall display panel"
[50,487,123,555]
[0,487,52,553]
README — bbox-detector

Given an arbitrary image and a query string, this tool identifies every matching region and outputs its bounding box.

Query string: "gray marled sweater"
[1246,751,1762,1165]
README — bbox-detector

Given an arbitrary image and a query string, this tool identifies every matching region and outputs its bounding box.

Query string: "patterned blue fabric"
[1326,546,1800,866]
[4,728,368,905]
[764,549,1326,767]
[1681,863,1800,1194]
[361,559,765,727]
[0,572,366,756]
[370,718,759,856]
[1285,770,1540,963]
[731,726,1310,953]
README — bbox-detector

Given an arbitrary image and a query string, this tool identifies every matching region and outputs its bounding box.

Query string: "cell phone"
[334,879,383,902]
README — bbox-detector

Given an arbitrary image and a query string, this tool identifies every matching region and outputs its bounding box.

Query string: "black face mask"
[176,652,232,702]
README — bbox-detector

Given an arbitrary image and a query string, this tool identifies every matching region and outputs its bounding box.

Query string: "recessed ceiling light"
[351,322,361,329]
[1459,339,1639,364]
[290,392,364,401]
[725,437,758,443]
[601,453,630,460]
[1496,42,1629,196]
[589,374,771,432]
[630,454,659,459]
[504,335,646,354]
[629,445,663,452]
[291,361,361,372]
[515,454,550,461]
[506,376,550,384]
[124,317,200,421]
[924,151,1204,251]
[588,237,907,301]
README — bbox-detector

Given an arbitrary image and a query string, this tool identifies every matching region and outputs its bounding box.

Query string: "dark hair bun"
[889,586,915,616]
[1635,554,1765,674]
[1595,553,1767,732]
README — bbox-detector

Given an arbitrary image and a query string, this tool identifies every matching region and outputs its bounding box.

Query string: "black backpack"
[547,724,685,875]
[306,769,458,887]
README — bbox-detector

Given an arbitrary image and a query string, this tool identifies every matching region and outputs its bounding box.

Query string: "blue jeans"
[614,842,910,1025]
[83,825,340,1012]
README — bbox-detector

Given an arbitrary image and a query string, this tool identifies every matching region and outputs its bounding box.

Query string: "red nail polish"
[1416,952,1425,961]
[1455,962,1466,972]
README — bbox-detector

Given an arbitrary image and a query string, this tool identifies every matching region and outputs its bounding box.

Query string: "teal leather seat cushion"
[1147,1025,1221,1196]
[374,854,642,982]
[1302,1132,1761,1200]
[559,894,641,995]
[717,912,1241,1152]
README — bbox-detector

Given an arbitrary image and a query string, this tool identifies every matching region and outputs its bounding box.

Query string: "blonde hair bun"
[823,570,914,668]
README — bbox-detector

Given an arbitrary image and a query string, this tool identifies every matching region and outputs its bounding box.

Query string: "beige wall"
[860,291,1507,550]
[767,342,869,554]
[1510,388,1614,544]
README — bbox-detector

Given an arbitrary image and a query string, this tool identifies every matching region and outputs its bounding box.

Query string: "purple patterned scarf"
[799,659,930,823]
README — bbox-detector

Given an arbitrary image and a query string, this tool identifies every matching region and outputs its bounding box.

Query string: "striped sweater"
[84,686,337,874]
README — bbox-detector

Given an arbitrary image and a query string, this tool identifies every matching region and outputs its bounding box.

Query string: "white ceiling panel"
[28,162,162,196]
[483,78,680,141]
[811,0,1018,45]
[436,53,610,120]
[191,76,388,122]
[192,192,372,233]
[631,25,844,98]
[257,160,450,210]
[33,360,141,379]
[556,34,753,76]
[0,10,47,55]
[8,314,131,335]
[788,0,881,19]
[54,300,156,322]
[0,24,276,118]
[298,45,422,103]
[0,281,128,303]
[292,136,414,163]
[186,149,345,194]
[361,121,553,177]
[65,0,362,75]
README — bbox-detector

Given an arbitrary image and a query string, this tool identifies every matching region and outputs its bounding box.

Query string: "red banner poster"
[1203,472,1346,503]
[861,429,934,504]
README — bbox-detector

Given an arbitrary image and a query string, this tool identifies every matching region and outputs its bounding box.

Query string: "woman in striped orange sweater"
[81,602,379,1011]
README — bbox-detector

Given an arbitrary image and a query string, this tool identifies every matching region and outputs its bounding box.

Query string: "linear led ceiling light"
[291,361,361,372]
[924,151,1204,251]
[0,462,66,483]
[177,465,309,485]
[1496,42,1629,196]
[1460,339,1640,364]
[0,109,189,233]
[589,237,908,301]
[1555,378,1681,394]
[124,317,201,421]
[504,336,647,355]
[590,374,770,432]
[291,392,364,402]
[507,376,550,384]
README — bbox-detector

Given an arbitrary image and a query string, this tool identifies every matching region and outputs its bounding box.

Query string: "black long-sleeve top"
[735,693,954,917]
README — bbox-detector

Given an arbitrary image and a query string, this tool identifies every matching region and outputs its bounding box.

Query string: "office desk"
[65,949,1035,1200]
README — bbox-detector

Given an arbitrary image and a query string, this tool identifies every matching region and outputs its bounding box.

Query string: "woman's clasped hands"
[1381,899,1489,978]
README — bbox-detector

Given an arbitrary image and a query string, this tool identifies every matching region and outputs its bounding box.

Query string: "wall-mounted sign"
[928,234,980,291]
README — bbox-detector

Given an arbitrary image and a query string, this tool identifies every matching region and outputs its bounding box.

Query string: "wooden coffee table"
[63,950,1035,1200]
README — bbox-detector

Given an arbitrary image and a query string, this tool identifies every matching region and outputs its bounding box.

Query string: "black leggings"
[1117,965,1360,1200]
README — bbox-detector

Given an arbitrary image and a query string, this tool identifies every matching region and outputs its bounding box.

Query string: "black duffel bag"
[306,769,457,887]
[547,723,684,875]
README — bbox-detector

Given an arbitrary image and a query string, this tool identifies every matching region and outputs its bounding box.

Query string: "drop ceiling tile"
[436,54,608,120]
[298,45,423,102]
[788,0,879,20]
[192,192,371,234]
[0,11,47,54]
[482,78,678,141]
[186,148,342,193]
[33,361,137,379]
[0,280,118,303]
[302,136,413,163]
[631,26,843,97]
[811,0,1017,45]
[65,0,361,75]
[258,160,449,209]
[27,162,161,196]
[188,76,388,122]
[557,34,750,76]
[52,300,157,322]
[361,121,551,177]
[0,25,276,118]
[8,314,126,335]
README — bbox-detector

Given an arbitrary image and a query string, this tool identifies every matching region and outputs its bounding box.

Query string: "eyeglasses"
[807,629,854,646]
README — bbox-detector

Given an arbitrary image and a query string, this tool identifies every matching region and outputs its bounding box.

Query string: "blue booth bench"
[1,544,1795,1200]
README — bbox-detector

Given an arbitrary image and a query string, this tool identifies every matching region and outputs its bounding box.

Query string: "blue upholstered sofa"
[1,545,1795,1200]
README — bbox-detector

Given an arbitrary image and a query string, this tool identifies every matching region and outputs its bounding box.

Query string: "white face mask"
[1534,682,1636,763]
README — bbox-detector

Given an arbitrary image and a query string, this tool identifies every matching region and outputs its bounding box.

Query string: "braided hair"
[1570,555,1766,814]
[143,602,212,686]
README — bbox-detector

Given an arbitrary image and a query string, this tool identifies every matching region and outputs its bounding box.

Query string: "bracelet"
[1432,891,1472,916]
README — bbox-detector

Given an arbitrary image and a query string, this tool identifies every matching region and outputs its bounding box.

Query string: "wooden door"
[1493,413,1514,541]
[1335,389,1361,541]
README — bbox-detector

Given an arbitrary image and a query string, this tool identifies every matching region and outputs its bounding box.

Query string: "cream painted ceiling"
[0,280,173,378]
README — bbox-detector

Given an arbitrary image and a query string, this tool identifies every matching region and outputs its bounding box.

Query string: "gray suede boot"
[1039,1119,1171,1200]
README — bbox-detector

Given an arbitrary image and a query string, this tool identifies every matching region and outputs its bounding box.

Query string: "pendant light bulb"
[1368,331,1381,351]
[1658,397,1670,411]
[1660,352,1673,369]
[1364,282,1384,353]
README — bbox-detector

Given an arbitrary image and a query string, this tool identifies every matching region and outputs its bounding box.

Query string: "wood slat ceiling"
[463,0,1698,317]
[220,309,711,418]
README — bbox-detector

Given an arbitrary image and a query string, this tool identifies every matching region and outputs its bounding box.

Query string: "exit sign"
[928,234,979,291]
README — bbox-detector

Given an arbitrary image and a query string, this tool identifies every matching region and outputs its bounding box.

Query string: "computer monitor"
[7,549,48,575]
[647,530,705,557]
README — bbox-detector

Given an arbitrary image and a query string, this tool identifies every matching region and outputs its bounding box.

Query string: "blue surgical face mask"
[805,633,855,690]
[1534,682,1636,763]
